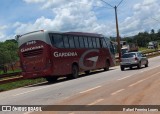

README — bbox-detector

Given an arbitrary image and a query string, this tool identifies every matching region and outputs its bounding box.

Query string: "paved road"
[0,56,160,114]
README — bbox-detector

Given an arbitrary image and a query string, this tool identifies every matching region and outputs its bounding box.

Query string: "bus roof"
[17,30,105,39]
[64,32,104,37]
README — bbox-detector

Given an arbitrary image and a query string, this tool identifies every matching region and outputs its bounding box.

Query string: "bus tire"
[71,65,79,79]
[130,66,132,70]
[85,70,90,75]
[45,77,58,83]
[104,60,109,71]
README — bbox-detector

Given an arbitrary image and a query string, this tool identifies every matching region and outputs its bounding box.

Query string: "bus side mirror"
[111,43,116,55]
[15,35,21,41]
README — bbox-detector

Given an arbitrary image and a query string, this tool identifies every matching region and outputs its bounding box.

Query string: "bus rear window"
[23,48,43,57]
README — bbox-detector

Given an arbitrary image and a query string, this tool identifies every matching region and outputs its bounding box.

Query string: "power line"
[99,0,125,59]
[92,6,114,10]
[151,17,160,23]
[72,2,113,10]
[51,2,113,10]
[100,0,125,8]
[117,0,125,7]
[99,0,114,8]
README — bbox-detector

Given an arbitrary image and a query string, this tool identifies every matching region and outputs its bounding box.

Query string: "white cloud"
[0,25,7,30]
[0,31,14,42]
[0,32,5,41]
[42,0,71,9]
[0,25,8,41]
[16,0,113,36]
[119,0,160,36]
[17,0,160,38]
[0,32,15,42]
[133,3,141,10]
[0,25,16,41]
[23,0,45,3]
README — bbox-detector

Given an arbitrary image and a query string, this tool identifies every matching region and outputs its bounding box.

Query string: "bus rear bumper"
[22,70,53,79]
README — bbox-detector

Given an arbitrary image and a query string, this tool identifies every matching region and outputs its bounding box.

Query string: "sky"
[0,0,160,41]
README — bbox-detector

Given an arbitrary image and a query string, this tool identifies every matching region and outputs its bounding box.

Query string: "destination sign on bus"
[21,45,44,52]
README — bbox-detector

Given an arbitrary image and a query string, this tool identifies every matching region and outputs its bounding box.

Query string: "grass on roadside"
[139,46,160,53]
[0,78,46,92]
[0,69,22,75]
[147,52,160,58]
[139,47,155,53]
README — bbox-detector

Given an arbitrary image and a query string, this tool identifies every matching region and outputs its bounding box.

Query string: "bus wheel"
[45,77,58,83]
[71,65,79,79]
[85,70,90,75]
[104,61,109,71]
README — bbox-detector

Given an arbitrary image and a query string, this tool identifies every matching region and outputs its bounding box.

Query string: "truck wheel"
[104,61,109,71]
[45,77,58,83]
[71,65,79,79]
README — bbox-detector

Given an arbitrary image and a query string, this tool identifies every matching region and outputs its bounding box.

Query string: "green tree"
[0,39,18,65]
[150,29,157,41]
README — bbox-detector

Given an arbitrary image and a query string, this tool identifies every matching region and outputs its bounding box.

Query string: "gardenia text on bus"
[53,52,78,57]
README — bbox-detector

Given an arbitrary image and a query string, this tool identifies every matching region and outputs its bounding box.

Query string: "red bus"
[17,30,116,82]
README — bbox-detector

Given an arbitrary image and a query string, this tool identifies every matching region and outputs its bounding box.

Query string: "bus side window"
[79,36,85,48]
[101,38,108,48]
[88,37,93,48]
[110,42,115,54]
[49,34,64,48]
[84,37,89,48]
[74,36,80,48]
[96,38,100,48]
[92,38,97,48]
[63,35,70,48]
[68,35,75,48]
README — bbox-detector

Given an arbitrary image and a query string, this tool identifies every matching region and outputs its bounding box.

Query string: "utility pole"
[114,6,121,59]
[100,0,124,60]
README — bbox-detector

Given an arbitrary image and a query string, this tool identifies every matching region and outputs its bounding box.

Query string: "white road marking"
[87,99,104,105]
[129,71,160,87]
[7,61,160,98]
[63,96,70,100]
[13,86,49,96]
[118,65,160,81]
[142,65,160,72]
[24,111,33,114]
[111,89,125,95]
[79,86,101,94]
[146,72,160,79]
[68,112,75,114]
[117,75,133,81]
[129,79,145,87]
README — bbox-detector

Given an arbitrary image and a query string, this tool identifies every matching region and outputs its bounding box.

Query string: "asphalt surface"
[0,56,160,114]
